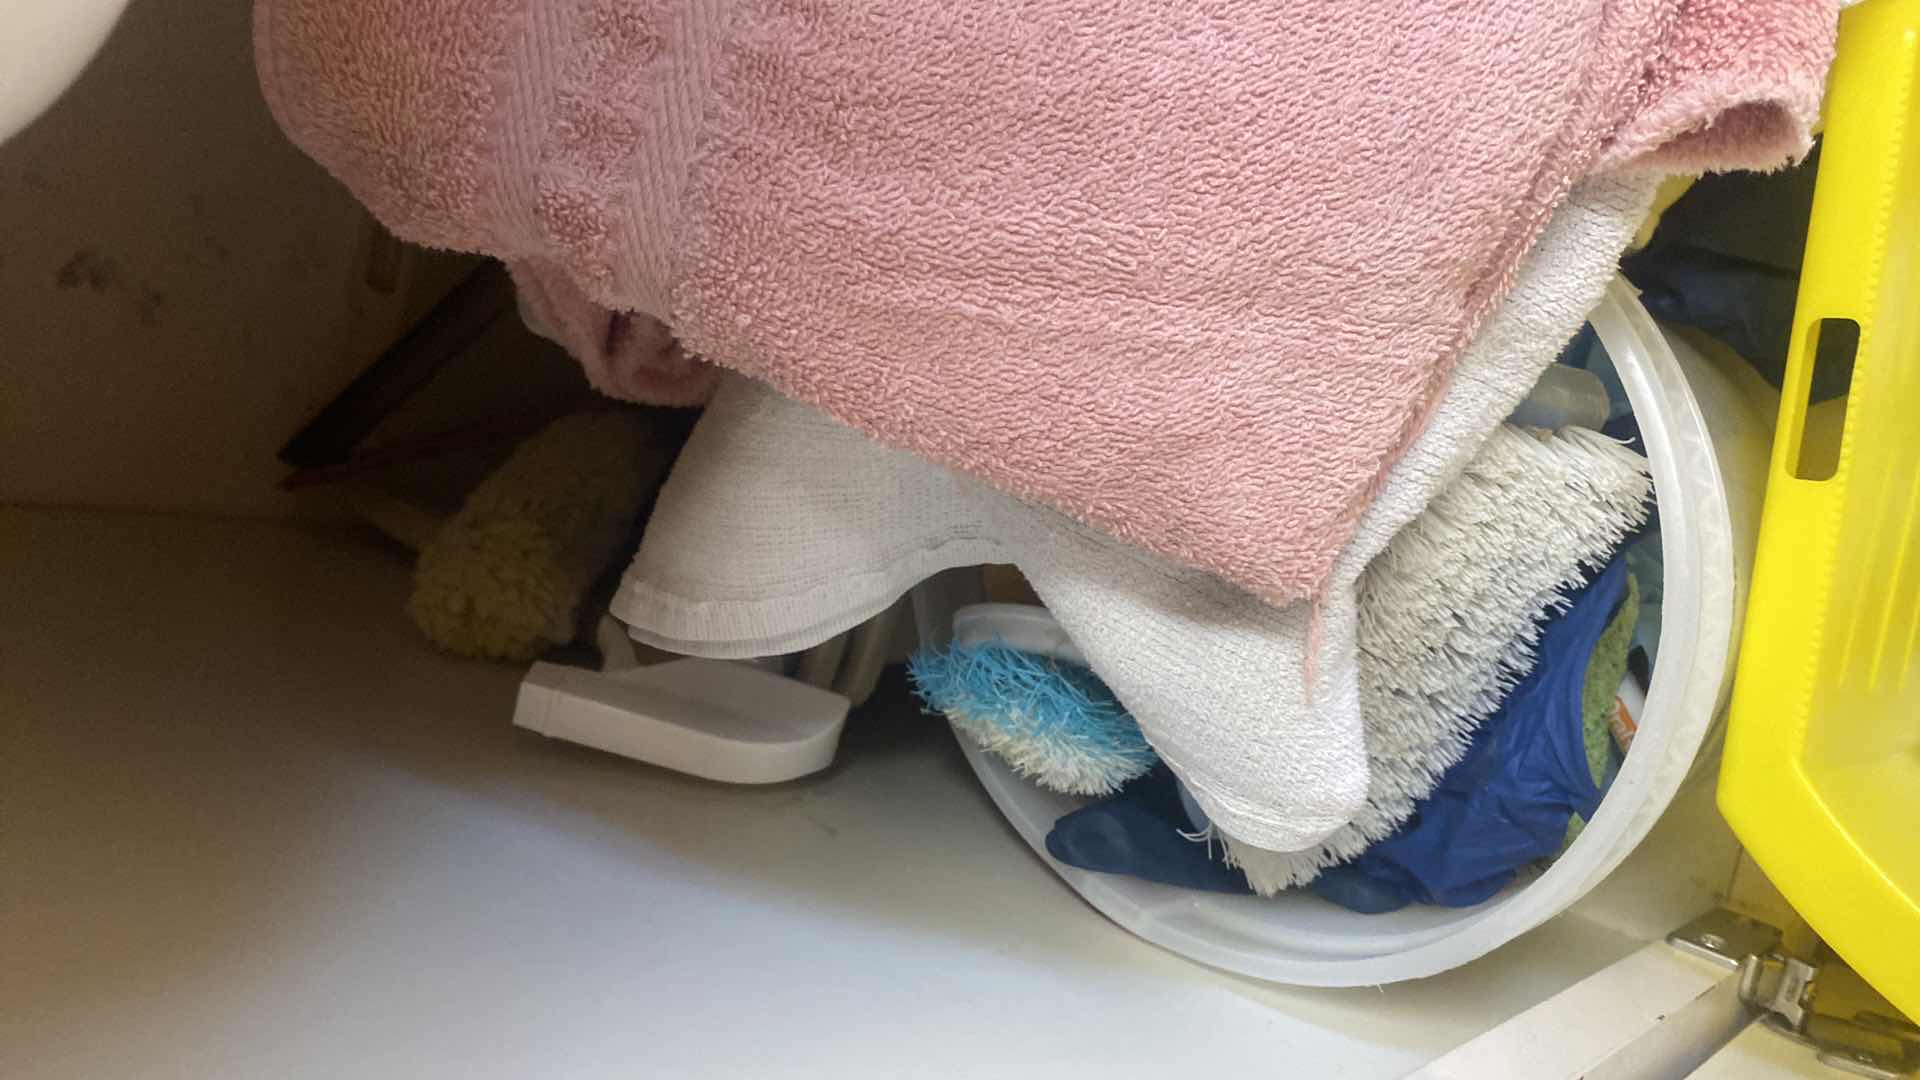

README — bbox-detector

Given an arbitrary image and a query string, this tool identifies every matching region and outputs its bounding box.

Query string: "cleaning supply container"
[951,277,1773,985]
[1718,0,1920,1022]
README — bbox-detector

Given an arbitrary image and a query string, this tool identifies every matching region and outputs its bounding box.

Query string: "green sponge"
[1566,572,1639,846]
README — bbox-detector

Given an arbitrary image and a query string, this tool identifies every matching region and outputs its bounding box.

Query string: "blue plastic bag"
[1046,764,1256,895]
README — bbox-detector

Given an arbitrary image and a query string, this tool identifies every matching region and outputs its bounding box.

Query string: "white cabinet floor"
[1,508,1741,1078]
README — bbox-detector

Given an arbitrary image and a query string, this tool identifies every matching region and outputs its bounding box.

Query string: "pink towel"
[255,0,1834,604]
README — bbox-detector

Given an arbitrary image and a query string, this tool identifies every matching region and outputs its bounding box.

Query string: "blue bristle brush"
[909,629,1158,797]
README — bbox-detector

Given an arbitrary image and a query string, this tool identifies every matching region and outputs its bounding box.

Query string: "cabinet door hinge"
[1669,909,1919,1079]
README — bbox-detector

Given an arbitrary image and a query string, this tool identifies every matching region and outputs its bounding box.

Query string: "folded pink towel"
[256,0,1834,604]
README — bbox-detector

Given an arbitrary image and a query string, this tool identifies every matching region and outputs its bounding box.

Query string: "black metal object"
[278,260,517,469]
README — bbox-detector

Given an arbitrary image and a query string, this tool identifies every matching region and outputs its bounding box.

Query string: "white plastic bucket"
[952,278,1773,985]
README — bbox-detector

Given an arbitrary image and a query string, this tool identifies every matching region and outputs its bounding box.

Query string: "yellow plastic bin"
[1718,0,1920,1022]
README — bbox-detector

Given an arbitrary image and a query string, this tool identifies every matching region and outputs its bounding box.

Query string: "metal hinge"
[1669,909,1920,1079]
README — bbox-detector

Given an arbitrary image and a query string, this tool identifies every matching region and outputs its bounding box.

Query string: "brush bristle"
[909,642,1158,796]
[1227,424,1653,893]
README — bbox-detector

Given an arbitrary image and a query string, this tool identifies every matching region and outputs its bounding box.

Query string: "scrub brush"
[347,409,673,662]
[1228,424,1652,892]
[909,635,1158,797]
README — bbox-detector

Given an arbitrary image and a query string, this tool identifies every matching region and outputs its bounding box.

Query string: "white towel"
[619,372,1367,851]
[615,175,1658,854]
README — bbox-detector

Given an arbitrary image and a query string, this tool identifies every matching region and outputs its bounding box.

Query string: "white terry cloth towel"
[614,175,1658,856]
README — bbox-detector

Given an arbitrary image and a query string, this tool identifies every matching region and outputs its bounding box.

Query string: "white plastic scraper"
[514,620,851,784]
